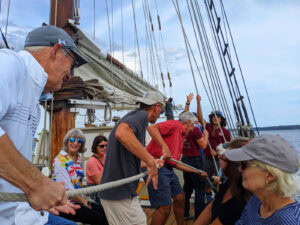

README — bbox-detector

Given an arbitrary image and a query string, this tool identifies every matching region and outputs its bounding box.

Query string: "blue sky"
[1,0,299,127]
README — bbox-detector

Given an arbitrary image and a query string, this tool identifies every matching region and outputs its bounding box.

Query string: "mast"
[49,0,76,164]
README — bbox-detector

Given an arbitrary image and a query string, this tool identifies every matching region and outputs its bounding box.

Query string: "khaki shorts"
[100,196,147,225]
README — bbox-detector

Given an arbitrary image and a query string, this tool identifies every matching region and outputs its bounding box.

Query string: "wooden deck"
[143,205,194,225]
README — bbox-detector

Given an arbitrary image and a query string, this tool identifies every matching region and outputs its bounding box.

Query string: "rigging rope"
[93,0,95,40]
[4,0,10,38]
[190,0,237,136]
[131,0,144,79]
[173,0,221,174]
[153,0,173,96]
[142,0,159,88]
[219,0,259,135]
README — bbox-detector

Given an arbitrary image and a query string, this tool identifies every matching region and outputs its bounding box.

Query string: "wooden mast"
[49,0,76,164]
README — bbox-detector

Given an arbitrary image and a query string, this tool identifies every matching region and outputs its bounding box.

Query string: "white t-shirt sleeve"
[53,160,74,190]
[0,50,22,137]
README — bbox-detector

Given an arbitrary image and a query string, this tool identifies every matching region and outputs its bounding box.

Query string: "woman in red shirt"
[86,135,107,186]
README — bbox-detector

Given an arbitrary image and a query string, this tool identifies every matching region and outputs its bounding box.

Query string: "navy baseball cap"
[24,25,88,68]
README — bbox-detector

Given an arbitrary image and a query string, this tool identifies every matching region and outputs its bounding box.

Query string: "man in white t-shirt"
[0,25,88,224]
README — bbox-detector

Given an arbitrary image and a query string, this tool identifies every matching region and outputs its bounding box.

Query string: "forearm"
[184,102,190,112]
[0,134,45,195]
[147,125,168,149]
[174,162,201,174]
[197,101,205,126]
[194,201,213,225]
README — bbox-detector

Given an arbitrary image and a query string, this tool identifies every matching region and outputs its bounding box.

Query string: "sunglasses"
[219,156,228,162]
[98,144,107,148]
[240,161,250,170]
[63,48,78,70]
[69,138,83,144]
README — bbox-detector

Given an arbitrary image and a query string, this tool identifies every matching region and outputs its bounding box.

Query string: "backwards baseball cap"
[225,134,300,173]
[136,91,165,106]
[24,25,88,68]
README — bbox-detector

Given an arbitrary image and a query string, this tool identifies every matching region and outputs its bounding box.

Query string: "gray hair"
[24,46,48,52]
[250,160,300,198]
[179,111,197,123]
[63,128,86,153]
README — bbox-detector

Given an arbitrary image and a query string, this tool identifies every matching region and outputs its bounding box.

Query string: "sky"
[0,0,299,128]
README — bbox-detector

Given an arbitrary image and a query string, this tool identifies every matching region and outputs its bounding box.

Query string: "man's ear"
[50,43,62,59]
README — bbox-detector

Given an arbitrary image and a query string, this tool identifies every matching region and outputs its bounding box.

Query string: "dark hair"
[91,135,107,153]
[168,97,173,102]
[223,139,252,201]
[209,113,227,127]
[139,103,154,110]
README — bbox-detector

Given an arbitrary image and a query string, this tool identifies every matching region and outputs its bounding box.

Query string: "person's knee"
[158,205,171,216]
[173,193,185,205]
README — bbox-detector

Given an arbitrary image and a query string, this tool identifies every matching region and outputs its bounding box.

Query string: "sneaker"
[184,215,194,221]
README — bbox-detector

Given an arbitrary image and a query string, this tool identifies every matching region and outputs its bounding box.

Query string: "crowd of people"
[0,25,300,225]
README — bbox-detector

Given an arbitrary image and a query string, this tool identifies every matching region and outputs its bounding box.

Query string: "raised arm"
[115,122,158,188]
[197,95,206,127]
[196,130,209,149]
[184,93,194,112]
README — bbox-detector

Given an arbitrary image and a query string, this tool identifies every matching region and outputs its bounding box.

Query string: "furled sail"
[68,19,161,110]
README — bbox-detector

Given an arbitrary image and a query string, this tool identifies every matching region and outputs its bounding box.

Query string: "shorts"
[146,166,183,208]
[203,156,220,186]
[100,196,146,225]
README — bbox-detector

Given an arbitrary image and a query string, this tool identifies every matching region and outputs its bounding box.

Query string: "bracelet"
[186,103,190,105]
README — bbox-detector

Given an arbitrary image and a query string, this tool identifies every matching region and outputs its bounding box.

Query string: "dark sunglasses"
[98,144,107,148]
[63,48,78,70]
[219,156,228,162]
[240,161,250,170]
[69,137,83,144]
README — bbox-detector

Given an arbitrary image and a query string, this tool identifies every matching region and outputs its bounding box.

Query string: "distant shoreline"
[256,125,300,131]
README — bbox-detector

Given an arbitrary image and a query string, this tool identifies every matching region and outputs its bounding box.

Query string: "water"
[259,129,300,152]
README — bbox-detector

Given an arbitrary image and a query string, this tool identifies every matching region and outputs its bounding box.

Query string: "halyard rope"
[0,172,147,202]
[0,158,215,202]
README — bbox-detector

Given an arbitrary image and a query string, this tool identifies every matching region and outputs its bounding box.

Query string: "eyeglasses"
[63,48,78,70]
[219,156,228,162]
[97,144,107,148]
[240,161,250,170]
[69,137,83,144]
[157,104,165,115]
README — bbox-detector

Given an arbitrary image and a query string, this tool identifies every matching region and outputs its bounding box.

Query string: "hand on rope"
[145,158,159,189]
[161,143,172,161]
[196,94,201,103]
[48,200,80,216]
[210,148,217,157]
[27,176,67,211]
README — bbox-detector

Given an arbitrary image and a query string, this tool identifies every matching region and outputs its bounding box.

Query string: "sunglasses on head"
[98,144,107,148]
[69,137,83,144]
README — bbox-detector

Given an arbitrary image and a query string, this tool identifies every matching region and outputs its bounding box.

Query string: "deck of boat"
[143,205,194,225]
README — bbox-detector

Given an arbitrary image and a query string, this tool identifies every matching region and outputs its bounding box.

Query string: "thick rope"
[0,156,220,202]
[0,172,147,202]
[169,158,214,188]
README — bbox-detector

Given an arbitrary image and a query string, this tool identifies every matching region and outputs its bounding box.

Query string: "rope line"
[0,172,147,202]
[0,157,218,202]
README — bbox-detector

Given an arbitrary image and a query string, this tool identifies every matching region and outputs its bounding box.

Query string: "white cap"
[136,91,165,106]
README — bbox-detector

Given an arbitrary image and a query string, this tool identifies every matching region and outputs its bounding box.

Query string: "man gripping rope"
[0,25,88,225]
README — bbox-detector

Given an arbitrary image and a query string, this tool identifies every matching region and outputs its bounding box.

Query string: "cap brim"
[225,147,253,162]
[136,97,156,105]
[70,47,89,68]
